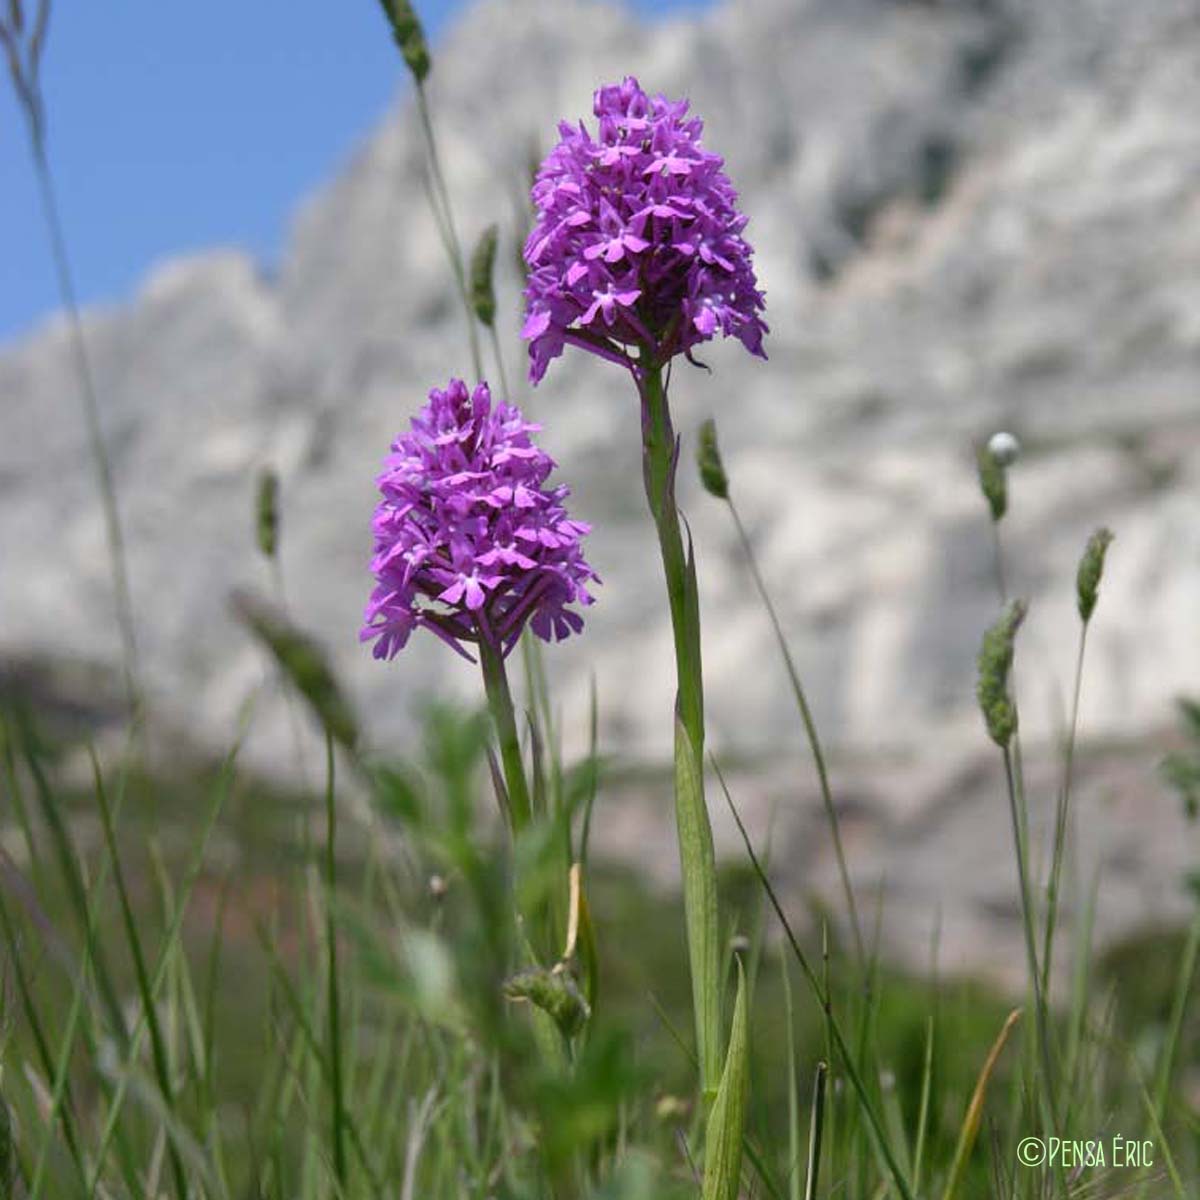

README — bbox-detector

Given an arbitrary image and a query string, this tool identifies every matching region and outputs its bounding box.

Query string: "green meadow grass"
[0,691,1196,1198]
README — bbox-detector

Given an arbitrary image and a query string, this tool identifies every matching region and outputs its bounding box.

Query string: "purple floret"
[522,76,768,384]
[362,380,598,661]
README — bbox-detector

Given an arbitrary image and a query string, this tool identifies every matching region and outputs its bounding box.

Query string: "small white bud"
[987,431,1020,467]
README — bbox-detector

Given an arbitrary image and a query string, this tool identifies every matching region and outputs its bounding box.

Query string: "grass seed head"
[1076,527,1114,623]
[697,418,729,499]
[377,0,430,81]
[255,467,280,560]
[470,223,499,328]
[976,599,1027,748]
[976,443,1008,523]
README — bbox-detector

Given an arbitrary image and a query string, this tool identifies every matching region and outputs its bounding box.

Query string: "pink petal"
[522,309,551,339]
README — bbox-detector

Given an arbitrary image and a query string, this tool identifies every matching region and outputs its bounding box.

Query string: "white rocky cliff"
[2,0,1198,974]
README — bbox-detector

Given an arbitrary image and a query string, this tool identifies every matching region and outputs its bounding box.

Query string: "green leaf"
[674,717,721,1100]
[703,958,750,1200]
[940,1008,1021,1200]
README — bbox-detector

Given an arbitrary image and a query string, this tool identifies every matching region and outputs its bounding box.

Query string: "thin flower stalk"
[713,759,917,1200]
[697,418,865,967]
[1041,529,1113,999]
[977,602,1061,1144]
[470,223,513,398]
[3,7,140,708]
[415,84,484,381]
[375,0,483,379]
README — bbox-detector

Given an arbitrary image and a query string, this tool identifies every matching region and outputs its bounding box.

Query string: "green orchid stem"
[638,356,721,1099]
[639,359,704,755]
[480,637,532,835]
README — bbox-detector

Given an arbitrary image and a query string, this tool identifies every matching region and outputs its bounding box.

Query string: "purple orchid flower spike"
[519,76,771,1099]
[521,75,768,384]
[361,379,598,664]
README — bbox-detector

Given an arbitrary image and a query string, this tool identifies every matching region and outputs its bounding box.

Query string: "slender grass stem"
[87,736,240,1196]
[29,141,141,710]
[820,925,837,1187]
[780,950,801,1200]
[803,1061,827,1200]
[0,895,88,1188]
[29,921,96,1200]
[990,520,1008,605]
[1002,748,1059,1141]
[1061,868,1098,1131]
[912,1016,934,1193]
[19,727,130,1054]
[1153,905,1200,1120]
[20,750,138,1200]
[256,923,386,1198]
[725,500,865,967]
[93,758,190,1200]
[415,82,484,381]
[1041,622,1088,999]
[488,323,512,399]
[324,733,349,1191]
[712,759,916,1200]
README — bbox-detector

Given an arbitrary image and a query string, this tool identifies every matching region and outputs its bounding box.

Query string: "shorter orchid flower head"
[362,379,598,661]
[522,75,768,384]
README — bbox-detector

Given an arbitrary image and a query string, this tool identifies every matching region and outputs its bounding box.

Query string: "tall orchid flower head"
[361,380,598,661]
[522,76,767,384]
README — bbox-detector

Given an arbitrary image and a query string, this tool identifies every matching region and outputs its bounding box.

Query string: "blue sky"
[1,0,709,343]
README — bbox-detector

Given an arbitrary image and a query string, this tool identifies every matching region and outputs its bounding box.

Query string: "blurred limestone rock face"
[2,0,1198,779]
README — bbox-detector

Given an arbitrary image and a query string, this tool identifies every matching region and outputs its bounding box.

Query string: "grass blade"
[92,753,190,1200]
[912,1016,935,1193]
[712,757,917,1200]
[726,494,864,966]
[702,957,750,1200]
[781,950,801,1200]
[940,1007,1021,1200]
[1153,904,1200,1119]
[323,733,349,1191]
[803,1061,828,1200]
